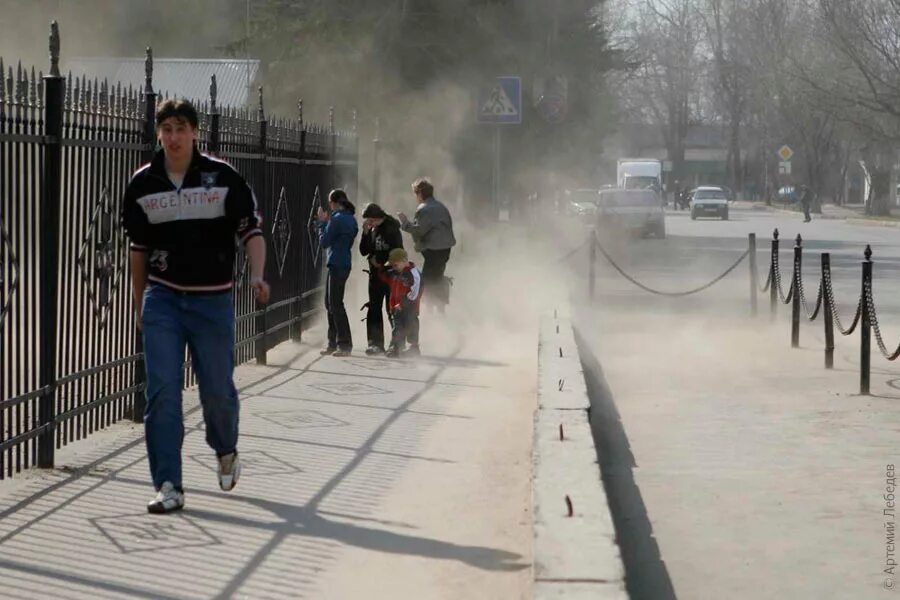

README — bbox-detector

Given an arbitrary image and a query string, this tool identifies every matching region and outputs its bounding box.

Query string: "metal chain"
[592,231,749,297]
[557,237,590,263]
[823,267,862,336]
[795,265,823,321]
[759,261,772,293]
[772,252,792,304]
[864,279,900,361]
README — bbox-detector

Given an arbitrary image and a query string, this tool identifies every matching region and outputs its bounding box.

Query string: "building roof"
[63,57,260,108]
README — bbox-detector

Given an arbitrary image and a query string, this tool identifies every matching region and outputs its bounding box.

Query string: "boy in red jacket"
[381,248,422,357]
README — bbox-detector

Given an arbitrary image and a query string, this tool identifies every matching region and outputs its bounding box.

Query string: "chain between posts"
[592,230,749,297]
[865,277,900,361]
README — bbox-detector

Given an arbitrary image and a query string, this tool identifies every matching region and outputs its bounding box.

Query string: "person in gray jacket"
[397,178,456,310]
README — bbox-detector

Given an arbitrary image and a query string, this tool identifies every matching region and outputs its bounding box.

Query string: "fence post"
[822,253,834,369]
[372,117,381,204]
[588,230,596,301]
[133,47,156,423]
[770,229,779,320]
[293,99,307,344]
[254,87,269,366]
[791,234,802,348]
[860,245,872,395]
[329,106,336,192]
[208,74,219,155]
[749,233,758,316]
[37,22,64,468]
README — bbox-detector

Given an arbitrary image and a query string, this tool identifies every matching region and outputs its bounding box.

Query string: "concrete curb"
[846,218,900,229]
[737,201,900,226]
[532,310,628,599]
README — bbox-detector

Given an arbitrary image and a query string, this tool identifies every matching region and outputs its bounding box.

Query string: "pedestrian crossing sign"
[478,76,522,124]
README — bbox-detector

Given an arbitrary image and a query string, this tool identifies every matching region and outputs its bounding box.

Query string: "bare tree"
[614,0,705,183]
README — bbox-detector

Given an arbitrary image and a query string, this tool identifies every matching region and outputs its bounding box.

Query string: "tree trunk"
[869,171,892,216]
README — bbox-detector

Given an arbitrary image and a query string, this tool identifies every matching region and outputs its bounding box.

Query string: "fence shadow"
[575,328,678,600]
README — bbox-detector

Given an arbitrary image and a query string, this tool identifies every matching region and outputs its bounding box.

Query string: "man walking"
[317,189,359,356]
[397,178,456,312]
[359,203,403,354]
[799,184,813,222]
[122,99,269,514]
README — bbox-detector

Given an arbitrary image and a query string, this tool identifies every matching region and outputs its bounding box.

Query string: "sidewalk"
[0,315,536,598]
[734,200,900,225]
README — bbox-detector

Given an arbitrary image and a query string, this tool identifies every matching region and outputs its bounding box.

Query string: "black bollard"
[749,233,758,317]
[860,245,872,395]
[770,229,779,320]
[822,253,834,369]
[791,234,802,348]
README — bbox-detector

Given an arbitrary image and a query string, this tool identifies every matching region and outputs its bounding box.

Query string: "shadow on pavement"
[575,329,678,600]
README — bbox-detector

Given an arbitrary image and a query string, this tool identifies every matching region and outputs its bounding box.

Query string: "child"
[381,248,422,357]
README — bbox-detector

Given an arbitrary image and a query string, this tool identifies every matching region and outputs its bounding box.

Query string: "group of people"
[316,178,456,358]
[121,98,455,514]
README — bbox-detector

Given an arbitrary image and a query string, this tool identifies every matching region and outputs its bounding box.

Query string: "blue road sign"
[478,76,522,124]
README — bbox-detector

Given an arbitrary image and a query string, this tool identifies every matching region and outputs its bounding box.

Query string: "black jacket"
[121,149,263,293]
[359,215,404,270]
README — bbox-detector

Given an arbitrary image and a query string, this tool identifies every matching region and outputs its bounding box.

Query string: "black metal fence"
[0,23,358,478]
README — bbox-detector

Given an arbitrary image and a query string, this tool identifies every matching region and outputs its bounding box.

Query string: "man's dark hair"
[156,99,199,129]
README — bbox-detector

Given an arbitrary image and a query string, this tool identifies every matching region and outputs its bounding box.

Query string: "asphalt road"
[570,204,900,600]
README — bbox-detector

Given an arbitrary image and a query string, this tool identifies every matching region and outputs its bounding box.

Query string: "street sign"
[478,76,522,124]
[778,145,794,161]
[779,161,792,175]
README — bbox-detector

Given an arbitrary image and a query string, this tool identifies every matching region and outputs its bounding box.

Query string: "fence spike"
[865,245,872,261]
[795,233,802,247]
[210,73,217,112]
[29,66,37,106]
[65,71,72,108]
[37,71,43,106]
[145,46,153,94]
[15,61,23,104]
[49,20,61,77]
[329,106,334,133]
[257,86,265,121]
[298,98,303,127]
[773,228,779,240]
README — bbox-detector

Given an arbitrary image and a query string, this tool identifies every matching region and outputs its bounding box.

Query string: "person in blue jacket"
[317,189,359,356]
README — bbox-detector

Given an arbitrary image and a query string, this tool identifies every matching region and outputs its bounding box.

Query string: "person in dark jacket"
[397,177,456,312]
[359,203,404,354]
[122,99,269,514]
[317,189,358,356]
[799,184,813,222]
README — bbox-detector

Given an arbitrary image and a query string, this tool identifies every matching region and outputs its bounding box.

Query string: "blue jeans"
[141,285,239,490]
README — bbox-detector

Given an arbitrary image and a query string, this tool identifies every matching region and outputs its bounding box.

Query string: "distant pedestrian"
[359,203,404,355]
[318,189,359,356]
[799,184,812,222]
[380,248,422,358]
[397,178,456,312]
[122,99,269,514]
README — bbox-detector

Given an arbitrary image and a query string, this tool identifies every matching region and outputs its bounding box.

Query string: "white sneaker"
[147,481,185,514]
[217,452,241,491]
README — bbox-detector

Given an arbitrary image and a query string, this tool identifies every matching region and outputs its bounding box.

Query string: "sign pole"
[493,125,501,215]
